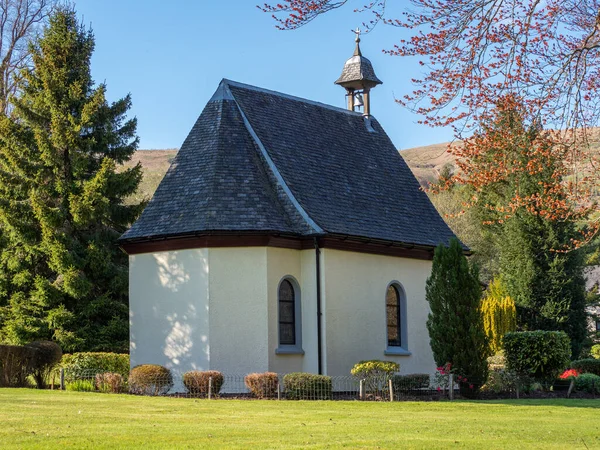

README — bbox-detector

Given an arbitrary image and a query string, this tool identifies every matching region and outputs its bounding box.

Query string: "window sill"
[275,347,305,355]
[384,347,411,356]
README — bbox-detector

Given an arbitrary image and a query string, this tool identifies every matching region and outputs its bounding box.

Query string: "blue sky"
[74,0,454,150]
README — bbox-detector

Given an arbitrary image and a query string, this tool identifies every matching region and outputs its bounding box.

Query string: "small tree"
[481,278,517,354]
[426,238,489,393]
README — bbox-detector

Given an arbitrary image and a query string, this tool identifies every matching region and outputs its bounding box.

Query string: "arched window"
[386,284,402,347]
[278,279,296,346]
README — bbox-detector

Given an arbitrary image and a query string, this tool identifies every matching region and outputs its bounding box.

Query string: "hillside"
[123,144,451,202]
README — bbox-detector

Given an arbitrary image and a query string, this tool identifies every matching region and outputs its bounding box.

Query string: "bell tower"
[335,29,382,116]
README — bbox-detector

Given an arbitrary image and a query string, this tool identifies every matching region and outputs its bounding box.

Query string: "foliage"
[182,370,224,396]
[487,352,506,371]
[60,352,129,382]
[128,365,173,396]
[591,345,600,360]
[0,7,143,352]
[570,359,600,376]
[391,374,430,392]
[481,278,517,354]
[283,372,332,400]
[426,238,489,391]
[66,379,95,392]
[26,340,62,389]
[244,372,279,399]
[350,360,399,394]
[0,344,36,387]
[95,372,124,394]
[574,373,600,394]
[503,331,571,384]
[482,368,518,394]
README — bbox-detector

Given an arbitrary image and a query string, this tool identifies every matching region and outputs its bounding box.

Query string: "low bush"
[244,372,278,399]
[481,368,518,394]
[61,352,129,382]
[182,370,224,396]
[591,344,600,360]
[391,374,430,392]
[66,379,95,392]
[95,372,125,394]
[351,360,399,394]
[570,359,600,376]
[574,373,600,394]
[503,331,570,385]
[27,341,62,389]
[283,373,332,400]
[487,352,506,370]
[0,345,37,387]
[128,365,173,396]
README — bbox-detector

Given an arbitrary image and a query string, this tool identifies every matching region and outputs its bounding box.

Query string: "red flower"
[559,369,579,379]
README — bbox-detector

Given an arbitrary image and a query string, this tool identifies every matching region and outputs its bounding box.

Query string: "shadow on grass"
[457,398,600,409]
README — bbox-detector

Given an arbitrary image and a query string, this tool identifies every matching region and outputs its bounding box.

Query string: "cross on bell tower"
[335,28,382,116]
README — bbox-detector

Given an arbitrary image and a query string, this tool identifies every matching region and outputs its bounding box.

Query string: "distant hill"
[123,144,452,203]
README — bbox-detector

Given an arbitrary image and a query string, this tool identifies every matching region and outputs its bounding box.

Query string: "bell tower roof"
[335,29,382,90]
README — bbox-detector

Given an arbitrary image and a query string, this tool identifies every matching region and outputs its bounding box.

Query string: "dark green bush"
[503,331,570,384]
[391,373,430,392]
[27,341,62,389]
[61,352,129,382]
[244,372,278,399]
[0,345,37,387]
[570,359,600,376]
[182,370,224,396]
[128,365,173,396]
[283,373,332,400]
[574,373,600,394]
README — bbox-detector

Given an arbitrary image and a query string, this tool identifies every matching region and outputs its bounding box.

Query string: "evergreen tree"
[0,8,143,351]
[481,277,516,354]
[426,238,489,393]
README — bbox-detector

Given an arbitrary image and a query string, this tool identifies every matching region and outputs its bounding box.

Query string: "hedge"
[503,331,570,384]
[0,345,38,387]
[129,365,173,395]
[244,372,278,399]
[391,373,430,392]
[183,370,224,396]
[283,373,332,400]
[61,352,129,382]
[570,359,600,376]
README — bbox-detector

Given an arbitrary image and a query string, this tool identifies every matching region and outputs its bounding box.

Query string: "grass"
[0,389,598,449]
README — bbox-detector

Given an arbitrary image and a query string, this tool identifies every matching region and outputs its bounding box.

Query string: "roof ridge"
[224,81,324,235]
[222,78,365,117]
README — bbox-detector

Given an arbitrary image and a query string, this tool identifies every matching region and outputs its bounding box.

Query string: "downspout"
[314,237,323,375]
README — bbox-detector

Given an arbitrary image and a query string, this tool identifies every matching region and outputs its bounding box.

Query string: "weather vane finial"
[353,27,361,43]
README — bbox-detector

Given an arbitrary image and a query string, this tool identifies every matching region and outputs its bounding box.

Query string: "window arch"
[278,279,296,345]
[386,284,402,347]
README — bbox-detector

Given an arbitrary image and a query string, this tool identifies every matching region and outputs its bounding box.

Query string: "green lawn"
[0,389,598,449]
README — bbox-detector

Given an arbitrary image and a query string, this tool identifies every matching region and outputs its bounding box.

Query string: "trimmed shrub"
[391,373,430,392]
[95,372,125,393]
[481,278,517,354]
[591,344,600,360]
[26,341,62,389]
[66,379,95,392]
[129,365,173,396]
[283,373,332,400]
[570,359,600,376]
[503,331,570,385]
[244,372,278,399]
[482,368,518,394]
[351,360,399,394]
[574,373,600,394]
[0,345,37,387]
[182,370,224,396]
[61,352,129,382]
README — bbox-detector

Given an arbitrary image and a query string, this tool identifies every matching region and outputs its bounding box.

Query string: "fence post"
[567,378,575,398]
[389,378,394,402]
[208,376,213,400]
[60,368,65,391]
[359,379,364,400]
[277,382,281,401]
[448,374,454,401]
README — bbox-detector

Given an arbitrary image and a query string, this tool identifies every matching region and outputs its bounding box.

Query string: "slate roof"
[120,79,458,249]
[334,41,382,89]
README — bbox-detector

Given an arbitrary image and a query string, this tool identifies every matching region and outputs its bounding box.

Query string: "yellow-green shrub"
[481,278,516,354]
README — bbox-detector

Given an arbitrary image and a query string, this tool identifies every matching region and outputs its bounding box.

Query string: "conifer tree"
[426,238,489,393]
[0,8,143,351]
[481,277,516,355]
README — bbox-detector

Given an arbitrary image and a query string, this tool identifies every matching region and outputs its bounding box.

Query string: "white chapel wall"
[321,249,435,377]
[129,249,210,379]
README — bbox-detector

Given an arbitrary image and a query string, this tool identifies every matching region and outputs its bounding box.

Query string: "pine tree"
[426,238,489,393]
[0,8,143,351]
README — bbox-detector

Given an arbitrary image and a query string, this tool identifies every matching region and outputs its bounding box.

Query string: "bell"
[354,92,364,108]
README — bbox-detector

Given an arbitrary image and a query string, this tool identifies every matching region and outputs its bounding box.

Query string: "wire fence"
[59,369,456,401]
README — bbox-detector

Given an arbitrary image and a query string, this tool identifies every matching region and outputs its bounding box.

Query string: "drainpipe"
[314,237,323,375]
